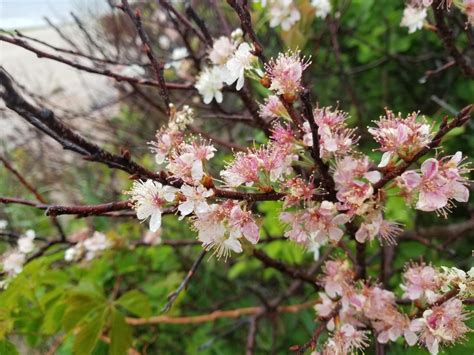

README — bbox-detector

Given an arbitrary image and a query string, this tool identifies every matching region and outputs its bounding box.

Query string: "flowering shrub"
[0,0,473,354]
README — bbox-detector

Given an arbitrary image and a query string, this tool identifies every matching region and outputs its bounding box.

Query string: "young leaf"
[109,309,133,355]
[72,307,107,355]
[116,290,151,318]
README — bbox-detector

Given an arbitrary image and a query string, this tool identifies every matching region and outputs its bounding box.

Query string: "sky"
[0,0,108,29]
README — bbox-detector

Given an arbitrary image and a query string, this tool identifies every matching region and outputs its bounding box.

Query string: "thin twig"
[161,249,207,313]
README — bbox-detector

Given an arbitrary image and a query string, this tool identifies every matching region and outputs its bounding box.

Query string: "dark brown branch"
[45,200,131,217]
[0,197,131,217]
[0,68,162,180]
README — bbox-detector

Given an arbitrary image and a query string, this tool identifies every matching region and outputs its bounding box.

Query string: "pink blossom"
[193,201,258,260]
[228,204,260,244]
[465,0,474,26]
[402,263,441,302]
[221,143,295,187]
[149,128,184,165]
[270,123,295,147]
[280,202,349,245]
[259,95,288,119]
[167,141,216,183]
[303,107,358,160]
[279,211,309,244]
[320,259,354,298]
[333,155,381,214]
[305,201,350,244]
[314,292,336,318]
[369,110,432,167]
[193,204,232,260]
[265,50,310,97]
[282,177,316,207]
[355,210,402,244]
[323,324,369,355]
[221,151,260,187]
[399,154,470,213]
[411,299,470,354]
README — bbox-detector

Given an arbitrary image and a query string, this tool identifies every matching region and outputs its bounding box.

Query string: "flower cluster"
[126,44,470,270]
[333,155,381,215]
[314,259,473,354]
[64,231,111,262]
[195,30,259,103]
[267,0,301,31]
[192,201,259,260]
[255,0,330,31]
[264,50,311,101]
[303,107,358,160]
[369,110,432,167]
[401,0,474,33]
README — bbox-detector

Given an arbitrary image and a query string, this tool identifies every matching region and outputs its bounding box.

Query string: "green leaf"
[42,302,66,335]
[73,307,107,355]
[109,309,133,355]
[116,290,151,318]
[63,293,104,332]
[0,339,18,355]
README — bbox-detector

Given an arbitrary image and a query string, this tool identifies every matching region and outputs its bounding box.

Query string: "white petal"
[149,211,162,232]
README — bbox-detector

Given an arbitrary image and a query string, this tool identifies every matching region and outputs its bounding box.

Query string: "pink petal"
[421,158,439,179]
[401,171,421,189]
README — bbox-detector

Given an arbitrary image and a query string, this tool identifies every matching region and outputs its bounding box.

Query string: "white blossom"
[168,104,195,131]
[0,220,7,229]
[2,251,26,276]
[225,43,255,91]
[166,47,189,70]
[401,6,427,33]
[83,232,111,260]
[209,36,235,65]
[127,180,177,232]
[268,0,301,31]
[158,35,171,50]
[64,245,83,262]
[311,0,331,18]
[195,66,226,104]
[17,229,35,254]
[177,184,214,219]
